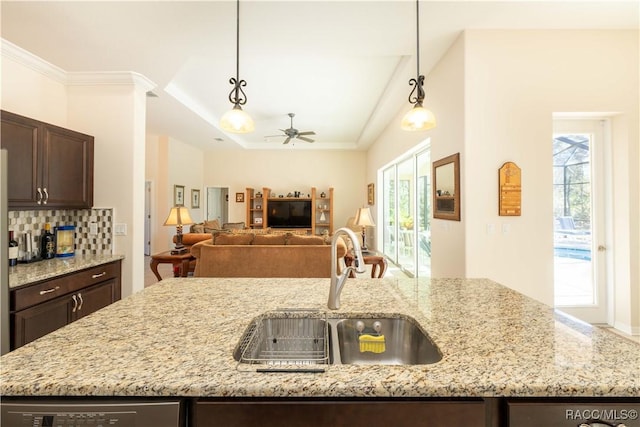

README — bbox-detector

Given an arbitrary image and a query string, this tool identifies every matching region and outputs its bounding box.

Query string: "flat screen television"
[267,200,312,228]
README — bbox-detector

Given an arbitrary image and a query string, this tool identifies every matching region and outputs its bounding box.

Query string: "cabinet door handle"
[39,286,60,295]
[36,187,43,205]
[71,294,78,313]
[77,292,83,311]
[92,272,107,279]
[43,187,49,204]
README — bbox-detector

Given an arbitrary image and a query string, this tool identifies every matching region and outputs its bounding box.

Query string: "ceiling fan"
[266,113,316,144]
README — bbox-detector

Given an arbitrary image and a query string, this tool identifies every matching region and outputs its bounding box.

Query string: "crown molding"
[1,38,156,92]
[1,38,66,83]
[67,72,156,92]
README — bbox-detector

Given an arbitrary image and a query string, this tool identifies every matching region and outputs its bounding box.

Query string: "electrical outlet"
[89,222,98,235]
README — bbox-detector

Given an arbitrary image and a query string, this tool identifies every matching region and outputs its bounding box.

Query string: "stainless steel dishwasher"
[1,399,184,427]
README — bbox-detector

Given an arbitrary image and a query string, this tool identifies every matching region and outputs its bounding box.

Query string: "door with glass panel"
[553,119,607,324]
[416,150,431,276]
[397,158,416,276]
[381,147,431,277]
[382,167,397,265]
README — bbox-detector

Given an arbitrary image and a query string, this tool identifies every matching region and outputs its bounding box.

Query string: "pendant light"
[220,0,255,133]
[401,0,436,131]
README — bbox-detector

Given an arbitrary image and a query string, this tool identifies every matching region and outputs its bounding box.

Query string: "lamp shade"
[354,207,376,227]
[163,206,194,226]
[220,105,255,134]
[401,104,437,131]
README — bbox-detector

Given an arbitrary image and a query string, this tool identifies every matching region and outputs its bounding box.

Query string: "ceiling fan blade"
[297,131,316,136]
[283,137,292,144]
[297,136,315,143]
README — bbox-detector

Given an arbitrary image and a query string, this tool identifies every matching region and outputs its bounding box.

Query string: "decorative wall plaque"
[499,162,521,216]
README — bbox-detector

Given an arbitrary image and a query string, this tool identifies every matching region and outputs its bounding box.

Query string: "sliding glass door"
[381,146,431,277]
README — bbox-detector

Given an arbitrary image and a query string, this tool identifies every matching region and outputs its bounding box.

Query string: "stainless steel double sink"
[233,311,442,368]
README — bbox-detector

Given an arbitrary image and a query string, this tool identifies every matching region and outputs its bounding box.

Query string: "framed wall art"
[367,183,375,205]
[191,189,200,209]
[174,185,185,206]
[236,192,244,203]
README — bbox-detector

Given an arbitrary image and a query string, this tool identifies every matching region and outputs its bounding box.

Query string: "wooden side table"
[344,252,387,278]
[150,251,195,282]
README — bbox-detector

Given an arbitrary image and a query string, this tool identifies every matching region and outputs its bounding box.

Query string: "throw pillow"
[222,222,245,230]
[203,219,221,233]
[190,223,205,233]
[287,235,324,245]
[253,234,287,245]
[214,233,254,245]
[231,227,270,235]
[271,229,308,236]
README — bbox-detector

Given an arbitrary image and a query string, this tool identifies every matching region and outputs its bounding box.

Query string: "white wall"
[367,32,467,277]
[463,30,639,327]
[145,135,205,253]
[1,40,68,126]
[368,29,639,332]
[202,149,367,229]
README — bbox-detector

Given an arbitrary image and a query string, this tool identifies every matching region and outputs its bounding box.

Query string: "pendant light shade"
[220,105,255,133]
[401,0,436,131]
[220,0,254,134]
[401,103,436,131]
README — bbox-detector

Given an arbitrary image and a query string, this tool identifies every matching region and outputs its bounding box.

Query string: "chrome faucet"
[328,227,367,310]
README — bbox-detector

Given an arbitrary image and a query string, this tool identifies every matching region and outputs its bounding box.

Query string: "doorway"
[144,181,152,256]
[207,187,229,225]
[553,119,609,324]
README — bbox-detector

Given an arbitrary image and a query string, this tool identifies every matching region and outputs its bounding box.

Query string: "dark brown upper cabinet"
[1,110,94,209]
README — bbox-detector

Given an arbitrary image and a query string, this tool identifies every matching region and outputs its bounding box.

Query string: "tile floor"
[143,255,174,288]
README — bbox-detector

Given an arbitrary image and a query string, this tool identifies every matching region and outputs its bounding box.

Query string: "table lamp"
[354,207,375,252]
[164,206,194,254]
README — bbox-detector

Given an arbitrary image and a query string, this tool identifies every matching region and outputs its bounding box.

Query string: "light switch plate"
[115,223,127,236]
[89,222,98,235]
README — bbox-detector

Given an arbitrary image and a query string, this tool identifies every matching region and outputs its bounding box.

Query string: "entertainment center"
[246,187,333,235]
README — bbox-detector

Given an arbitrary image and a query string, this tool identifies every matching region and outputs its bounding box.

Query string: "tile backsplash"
[8,208,113,257]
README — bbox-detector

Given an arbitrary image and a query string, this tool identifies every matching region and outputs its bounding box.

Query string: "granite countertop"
[8,254,125,289]
[1,277,638,398]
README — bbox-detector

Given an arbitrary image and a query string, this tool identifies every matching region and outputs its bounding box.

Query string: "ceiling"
[1,1,637,151]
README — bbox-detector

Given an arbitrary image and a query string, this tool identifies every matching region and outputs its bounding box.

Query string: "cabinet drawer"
[507,400,640,427]
[11,262,120,311]
[194,399,487,427]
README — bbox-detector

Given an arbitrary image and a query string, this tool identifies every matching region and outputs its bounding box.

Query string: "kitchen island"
[1,277,638,426]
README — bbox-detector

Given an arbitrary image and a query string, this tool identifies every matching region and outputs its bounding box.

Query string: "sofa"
[190,231,347,278]
[171,220,246,275]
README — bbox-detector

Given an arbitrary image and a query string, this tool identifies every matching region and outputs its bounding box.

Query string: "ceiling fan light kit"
[220,0,254,134]
[401,0,437,132]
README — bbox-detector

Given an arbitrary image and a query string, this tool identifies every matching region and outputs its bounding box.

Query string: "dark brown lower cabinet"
[507,399,640,427]
[10,260,121,350]
[192,398,489,427]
